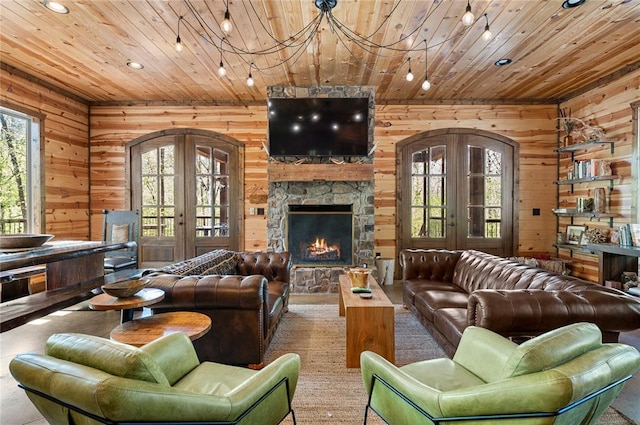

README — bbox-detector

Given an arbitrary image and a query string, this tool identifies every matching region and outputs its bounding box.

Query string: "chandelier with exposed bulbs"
[174,0,493,90]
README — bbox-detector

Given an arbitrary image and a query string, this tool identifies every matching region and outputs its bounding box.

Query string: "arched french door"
[397,128,518,256]
[127,129,243,268]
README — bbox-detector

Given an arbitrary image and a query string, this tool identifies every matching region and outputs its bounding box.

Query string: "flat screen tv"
[268,97,369,157]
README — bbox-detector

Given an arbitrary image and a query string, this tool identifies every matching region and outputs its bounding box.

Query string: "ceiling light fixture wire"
[175,0,494,82]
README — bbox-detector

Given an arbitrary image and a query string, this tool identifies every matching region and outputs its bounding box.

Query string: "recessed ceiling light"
[42,1,69,14]
[127,61,144,70]
[562,0,587,9]
[494,58,512,66]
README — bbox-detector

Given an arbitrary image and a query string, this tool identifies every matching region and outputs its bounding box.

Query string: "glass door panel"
[401,131,514,256]
[411,145,447,239]
[195,146,230,238]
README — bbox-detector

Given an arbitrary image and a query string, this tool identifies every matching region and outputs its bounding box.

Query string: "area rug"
[263,304,633,425]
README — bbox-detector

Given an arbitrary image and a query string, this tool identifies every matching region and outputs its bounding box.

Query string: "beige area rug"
[264,304,632,425]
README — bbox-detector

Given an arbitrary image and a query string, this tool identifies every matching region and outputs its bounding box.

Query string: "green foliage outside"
[0,111,27,234]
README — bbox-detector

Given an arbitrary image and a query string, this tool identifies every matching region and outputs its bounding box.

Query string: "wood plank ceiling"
[1,0,639,104]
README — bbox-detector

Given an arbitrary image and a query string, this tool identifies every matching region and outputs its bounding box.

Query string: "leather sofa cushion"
[404,280,463,305]
[400,357,485,392]
[433,308,467,350]
[414,290,469,322]
[46,333,170,386]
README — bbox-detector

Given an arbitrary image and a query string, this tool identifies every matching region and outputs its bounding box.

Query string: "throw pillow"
[160,249,237,276]
[111,223,129,243]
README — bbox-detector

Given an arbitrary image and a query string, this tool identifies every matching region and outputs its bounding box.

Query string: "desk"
[0,240,136,290]
[110,312,212,347]
[338,274,395,368]
[89,288,164,323]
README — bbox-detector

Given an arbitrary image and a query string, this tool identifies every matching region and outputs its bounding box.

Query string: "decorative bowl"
[101,280,146,298]
[0,234,54,249]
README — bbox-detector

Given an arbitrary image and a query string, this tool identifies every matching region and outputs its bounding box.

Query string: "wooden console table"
[0,240,137,291]
[586,243,640,284]
[338,273,394,368]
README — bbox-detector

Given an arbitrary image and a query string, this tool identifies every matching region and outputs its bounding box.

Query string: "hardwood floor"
[0,282,638,424]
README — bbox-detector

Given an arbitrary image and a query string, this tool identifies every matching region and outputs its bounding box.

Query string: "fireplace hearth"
[287,205,353,266]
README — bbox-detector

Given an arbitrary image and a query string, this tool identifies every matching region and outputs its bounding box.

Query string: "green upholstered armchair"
[361,322,640,425]
[9,332,300,425]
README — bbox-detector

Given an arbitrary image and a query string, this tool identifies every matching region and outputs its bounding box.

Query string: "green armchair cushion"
[45,333,170,386]
[502,322,603,379]
[140,332,199,385]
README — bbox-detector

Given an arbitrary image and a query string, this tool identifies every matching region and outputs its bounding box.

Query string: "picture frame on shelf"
[579,231,590,246]
[566,225,586,245]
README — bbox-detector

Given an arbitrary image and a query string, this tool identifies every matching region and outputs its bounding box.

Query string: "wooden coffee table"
[110,312,212,347]
[89,288,165,323]
[338,273,395,368]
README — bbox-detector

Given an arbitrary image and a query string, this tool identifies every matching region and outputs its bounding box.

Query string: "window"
[0,107,42,234]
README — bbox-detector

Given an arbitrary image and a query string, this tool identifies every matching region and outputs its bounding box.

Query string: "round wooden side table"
[109,312,212,347]
[89,288,165,323]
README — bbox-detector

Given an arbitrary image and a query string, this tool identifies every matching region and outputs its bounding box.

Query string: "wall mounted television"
[267,97,370,157]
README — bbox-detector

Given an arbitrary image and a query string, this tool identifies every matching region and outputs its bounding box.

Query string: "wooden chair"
[102,209,139,272]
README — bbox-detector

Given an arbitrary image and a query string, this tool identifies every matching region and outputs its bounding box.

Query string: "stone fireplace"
[287,204,353,267]
[267,180,374,293]
[266,85,375,294]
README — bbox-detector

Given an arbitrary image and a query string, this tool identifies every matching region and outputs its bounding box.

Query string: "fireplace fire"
[287,204,353,266]
[304,237,341,262]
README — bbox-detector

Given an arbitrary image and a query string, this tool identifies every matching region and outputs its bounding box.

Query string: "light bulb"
[217,62,227,77]
[462,3,474,26]
[175,36,183,52]
[406,70,414,82]
[220,10,232,35]
[422,79,431,91]
[482,27,492,41]
[247,74,254,87]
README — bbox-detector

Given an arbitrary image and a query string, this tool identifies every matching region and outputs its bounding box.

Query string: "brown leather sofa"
[143,251,292,366]
[400,248,640,357]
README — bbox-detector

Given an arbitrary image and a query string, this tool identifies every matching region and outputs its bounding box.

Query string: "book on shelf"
[618,224,640,247]
[629,223,640,247]
[552,208,576,214]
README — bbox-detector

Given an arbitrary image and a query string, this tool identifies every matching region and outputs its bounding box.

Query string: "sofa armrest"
[236,251,292,283]
[467,289,640,335]
[144,274,268,310]
[400,249,461,282]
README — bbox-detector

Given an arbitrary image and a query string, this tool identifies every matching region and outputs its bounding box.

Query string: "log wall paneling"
[90,103,559,263]
[558,69,640,283]
[0,68,90,240]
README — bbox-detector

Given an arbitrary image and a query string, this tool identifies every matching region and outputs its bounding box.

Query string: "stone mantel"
[267,162,374,182]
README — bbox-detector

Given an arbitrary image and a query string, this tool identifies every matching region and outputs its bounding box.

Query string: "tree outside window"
[0,107,40,234]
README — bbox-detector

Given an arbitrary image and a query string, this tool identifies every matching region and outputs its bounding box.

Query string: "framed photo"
[579,231,589,246]
[566,225,586,245]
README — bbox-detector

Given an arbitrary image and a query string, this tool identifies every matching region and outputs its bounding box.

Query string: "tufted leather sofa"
[400,249,640,357]
[143,251,292,366]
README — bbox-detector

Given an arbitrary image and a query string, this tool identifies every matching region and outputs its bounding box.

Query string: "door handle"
[448,222,456,227]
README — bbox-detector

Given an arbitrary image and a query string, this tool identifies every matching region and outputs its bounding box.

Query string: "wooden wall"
[558,70,640,282]
[5,62,637,283]
[0,67,90,239]
[89,102,559,260]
